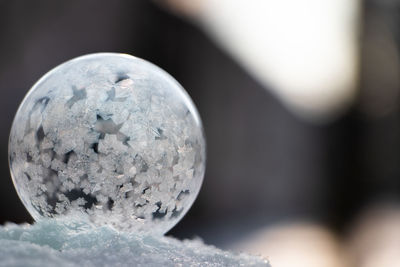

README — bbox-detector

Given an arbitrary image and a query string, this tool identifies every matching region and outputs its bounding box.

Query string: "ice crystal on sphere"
[8,53,206,235]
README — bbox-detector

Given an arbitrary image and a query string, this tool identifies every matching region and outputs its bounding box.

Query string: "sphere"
[8,53,206,234]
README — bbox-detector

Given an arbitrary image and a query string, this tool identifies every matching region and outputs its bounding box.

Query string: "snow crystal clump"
[0,220,269,267]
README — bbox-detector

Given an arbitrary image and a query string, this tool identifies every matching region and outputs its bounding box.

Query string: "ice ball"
[8,53,206,234]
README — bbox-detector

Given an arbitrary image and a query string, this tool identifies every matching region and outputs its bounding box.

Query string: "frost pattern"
[9,53,206,234]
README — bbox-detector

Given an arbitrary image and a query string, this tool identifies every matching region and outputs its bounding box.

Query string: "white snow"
[0,219,269,267]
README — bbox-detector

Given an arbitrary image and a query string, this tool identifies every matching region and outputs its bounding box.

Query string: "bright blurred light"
[346,203,400,267]
[230,222,346,267]
[196,0,360,121]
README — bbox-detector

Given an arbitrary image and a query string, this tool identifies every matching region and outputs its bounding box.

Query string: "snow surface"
[0,219,269,267]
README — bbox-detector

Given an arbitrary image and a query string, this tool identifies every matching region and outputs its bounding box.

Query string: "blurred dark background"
[1,1,400,266]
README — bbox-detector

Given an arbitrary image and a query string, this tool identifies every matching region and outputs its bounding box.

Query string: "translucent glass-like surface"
[9,53,205,234]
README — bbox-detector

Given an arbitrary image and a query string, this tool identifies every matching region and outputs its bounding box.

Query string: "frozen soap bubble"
[8,53,206,235]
